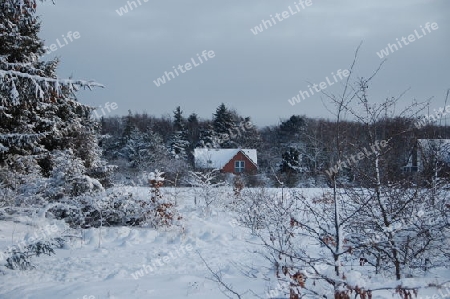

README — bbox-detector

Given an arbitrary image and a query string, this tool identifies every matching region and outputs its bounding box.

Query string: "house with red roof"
[194,148,258,174]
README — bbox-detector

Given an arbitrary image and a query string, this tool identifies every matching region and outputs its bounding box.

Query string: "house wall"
[222,151,257,174]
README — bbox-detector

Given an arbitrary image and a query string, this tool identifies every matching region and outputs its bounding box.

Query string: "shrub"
[5,238,65,270]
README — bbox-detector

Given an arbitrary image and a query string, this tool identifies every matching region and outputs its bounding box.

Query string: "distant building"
[194,148,257,174]
[403,139,450,172]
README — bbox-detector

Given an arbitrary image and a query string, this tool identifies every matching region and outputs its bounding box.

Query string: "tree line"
[99,103,450,188]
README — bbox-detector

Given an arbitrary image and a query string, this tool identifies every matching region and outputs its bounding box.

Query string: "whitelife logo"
[417,283,450,299]
[43,31,80,56]
[0,224,60,262]
[153,50,215,87]
[92,102,118,119]
[288,69,350,106]
[130,244,194,279]
[115,0,149,16]
[250,0,313,35]
[325,140,388,178]
[414,104,450,129]
[376,22,439,59]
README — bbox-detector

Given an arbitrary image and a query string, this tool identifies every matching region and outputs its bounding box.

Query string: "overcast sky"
[37,0,449,127]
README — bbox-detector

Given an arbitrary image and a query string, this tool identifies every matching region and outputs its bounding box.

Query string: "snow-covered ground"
[0,187,448,299]
[0,187,269,299]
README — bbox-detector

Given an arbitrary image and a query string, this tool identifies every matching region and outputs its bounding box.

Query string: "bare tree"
[197,252,251,299]
[185,169,226,215]
[318,46,449,299]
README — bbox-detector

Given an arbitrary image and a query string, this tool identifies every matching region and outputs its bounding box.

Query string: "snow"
[0,187,269,299]
[241,149,258,166]
[0,69,104,90]
[0,187,448,299]
[194,148,257,169]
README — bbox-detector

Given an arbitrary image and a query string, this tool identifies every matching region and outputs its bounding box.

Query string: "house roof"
[194,148,257,169]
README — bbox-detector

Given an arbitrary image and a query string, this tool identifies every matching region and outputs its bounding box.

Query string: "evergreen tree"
[279,147,302,187]
[184,113,200,165]
[213,103,234,135]
[232,116,262,149]
[186,113,200,148]
[121,110,135,144]
[169,131,190,159]
[173,106,184,131]
[168,106,189,159]
[278,115,306,144]
[0,0,105,195]
[280,147,301,174]
[120,126,167,171]
[0,0,44,63]
[211,104,261,149]
[197,126,221,149]
[209,103,237,148]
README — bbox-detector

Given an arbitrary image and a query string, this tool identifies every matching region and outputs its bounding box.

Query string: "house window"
[235,160,245,173]
[403,166,418,172]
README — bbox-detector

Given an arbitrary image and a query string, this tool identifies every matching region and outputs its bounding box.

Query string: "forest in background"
[98,102,450,188]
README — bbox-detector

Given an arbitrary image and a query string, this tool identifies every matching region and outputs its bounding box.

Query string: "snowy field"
[0,187,448,299]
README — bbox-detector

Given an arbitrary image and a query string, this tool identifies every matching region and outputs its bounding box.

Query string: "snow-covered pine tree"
[212,103,236,148]
[120,110,135,144]
[278,115,306,144]
[0,0,104,197]
[0,0,44,63]
[45,149,103,200]
[186,113,200,146]
[168,106,189,159]
[280,147,301,173]
[173,106,184,132]
[197,126,221,149]
[120,126,168,172]
[232,116,261,149]
[213,103,234,135]
[279,147,302,187]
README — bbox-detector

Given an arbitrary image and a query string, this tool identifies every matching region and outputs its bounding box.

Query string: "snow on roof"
[241,149,257,166]
[194,148,257,169]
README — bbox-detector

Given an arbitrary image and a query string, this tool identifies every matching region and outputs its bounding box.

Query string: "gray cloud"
[37,0,450,126]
